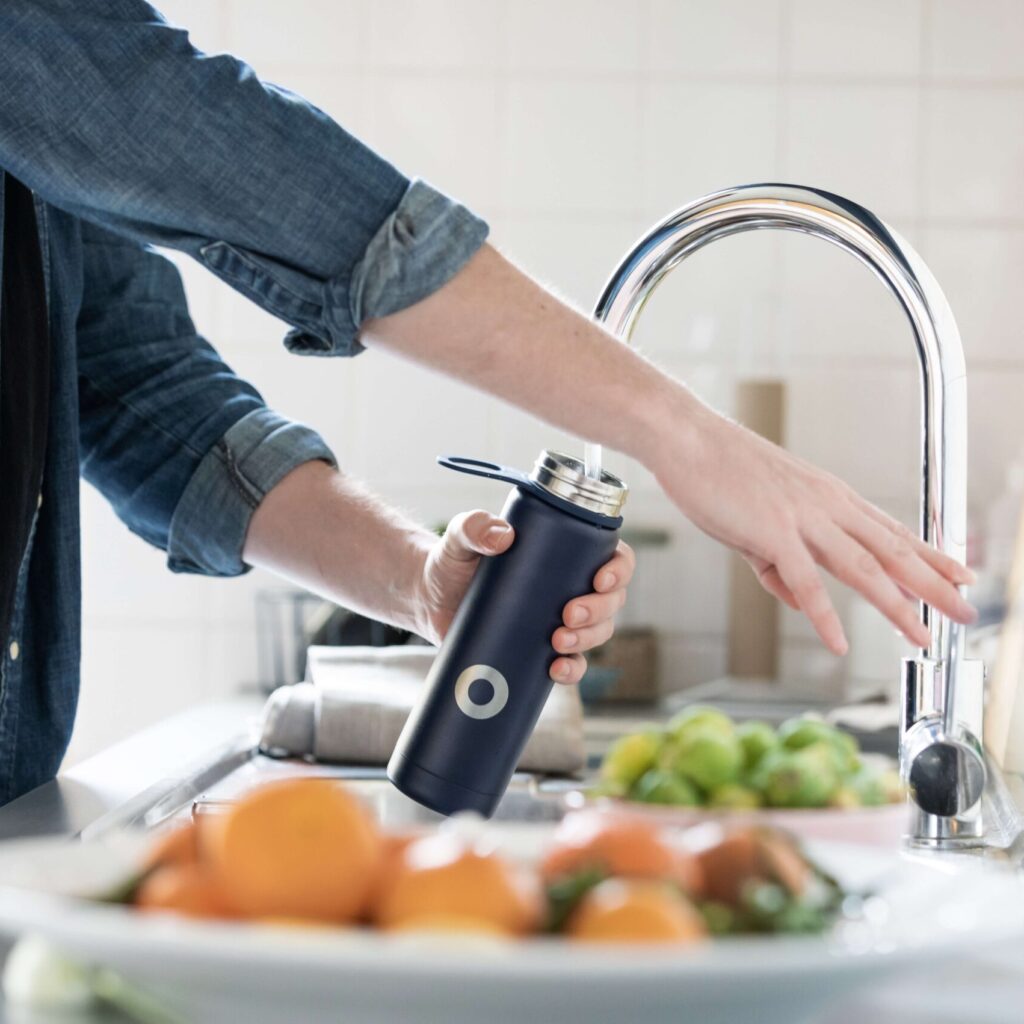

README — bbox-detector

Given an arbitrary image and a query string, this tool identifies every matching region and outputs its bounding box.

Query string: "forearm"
[242,460,433,636]
[360,243,711,468]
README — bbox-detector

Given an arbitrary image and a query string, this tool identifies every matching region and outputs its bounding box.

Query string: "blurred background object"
[66,0,1024,765]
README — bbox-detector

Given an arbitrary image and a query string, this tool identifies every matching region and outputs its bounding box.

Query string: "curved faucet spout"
[589,183,966,666]
[590,184,984,847]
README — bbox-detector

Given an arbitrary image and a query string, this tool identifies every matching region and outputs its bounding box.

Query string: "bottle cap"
[530,450,628,518]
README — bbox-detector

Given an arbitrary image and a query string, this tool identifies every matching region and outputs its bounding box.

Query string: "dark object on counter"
[582,627,659,703]
[389,451,627,817]
[0,175,50,648]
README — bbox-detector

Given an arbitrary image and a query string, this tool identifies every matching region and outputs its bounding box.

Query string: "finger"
[443,510,514,560]
[848,495,976,586]
[593,541,636,592]
[553,619,615,655]
[747,558,800,611]
[550,653,587,685]
[844,513,977,625]
[774,539,849,655]
[563,589,627,628]
[806,521,930,648]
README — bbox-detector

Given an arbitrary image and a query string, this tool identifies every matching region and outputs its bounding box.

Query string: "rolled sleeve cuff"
[344,178,490,343]
[166,408,336,577]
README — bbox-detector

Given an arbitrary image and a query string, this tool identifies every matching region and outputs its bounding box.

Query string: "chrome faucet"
[588,184,986,848]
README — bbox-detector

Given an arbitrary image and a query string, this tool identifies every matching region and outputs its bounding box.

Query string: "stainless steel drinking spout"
[589,184,986,847]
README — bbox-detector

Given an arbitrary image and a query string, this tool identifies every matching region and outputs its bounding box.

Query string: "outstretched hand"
[415,509,635,684]
[653,406,976,655]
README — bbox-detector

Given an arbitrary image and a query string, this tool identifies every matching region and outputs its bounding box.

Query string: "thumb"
[443,510,515,561]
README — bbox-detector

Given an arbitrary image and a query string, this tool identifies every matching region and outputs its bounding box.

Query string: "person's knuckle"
[856,550,881,577]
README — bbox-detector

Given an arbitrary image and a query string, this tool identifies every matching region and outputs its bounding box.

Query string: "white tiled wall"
[68,0,1024,763]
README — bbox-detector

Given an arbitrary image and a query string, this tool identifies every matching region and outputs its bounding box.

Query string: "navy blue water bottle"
[388,450,628,817]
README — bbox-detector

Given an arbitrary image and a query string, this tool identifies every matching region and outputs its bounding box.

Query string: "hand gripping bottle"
[388,451,627,817]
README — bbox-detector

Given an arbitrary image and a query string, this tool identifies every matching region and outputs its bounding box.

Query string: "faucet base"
[904,808,986,849]
[901,657,987,844]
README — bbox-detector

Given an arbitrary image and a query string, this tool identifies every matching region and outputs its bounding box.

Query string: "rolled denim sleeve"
[167,408,335,576]
[0,0,488,356]
[78,223,335,577]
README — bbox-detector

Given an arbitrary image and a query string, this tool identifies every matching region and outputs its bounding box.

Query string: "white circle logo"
[453,664,509,720]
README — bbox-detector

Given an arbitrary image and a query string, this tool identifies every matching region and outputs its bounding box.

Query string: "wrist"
[396,527,436,638]
[625,372,714,478]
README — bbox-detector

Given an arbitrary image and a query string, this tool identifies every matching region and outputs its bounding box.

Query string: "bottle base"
[387,752,501,818]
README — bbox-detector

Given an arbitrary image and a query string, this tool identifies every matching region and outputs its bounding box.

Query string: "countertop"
[0,700,1023,1023]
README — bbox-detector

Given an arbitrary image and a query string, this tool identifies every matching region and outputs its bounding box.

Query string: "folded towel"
[259,645,586,775]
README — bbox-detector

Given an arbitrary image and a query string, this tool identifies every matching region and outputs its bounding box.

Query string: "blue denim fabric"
[0,0,489,803]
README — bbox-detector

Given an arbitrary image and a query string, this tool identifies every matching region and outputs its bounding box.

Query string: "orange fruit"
[696,827,810,905]
[542,811,704,896]
[366,830,420,911]
[142,820,199,874]
[387,914,511,937]
[567,878,706,944]
[374,833,540,935]
[135,864,235,920]
[204,779,382,923]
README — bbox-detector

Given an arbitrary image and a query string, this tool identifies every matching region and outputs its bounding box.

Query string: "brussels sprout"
[736,720,778,772]
[708,782,763,809]
[660,727,743,791]
[760,745,840,808]
[601,731,662,789]
[778,717,859,774]
[828,786,862,809]
[878,769,905,804]
[848,766,888,807]
[667,705,735,742]
[632,769,700,806]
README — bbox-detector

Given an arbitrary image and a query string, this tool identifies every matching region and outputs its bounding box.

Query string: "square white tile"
[787,0,922,79]
[629,229,784,362]
[345,348,497,488]
[966,368,1024,510]
[224,0,364,70]
[775,229,923,363]
[922,227,1024,362]
[648,0,782,77]
[366,0,500,71]
[783,364,921,505]
[783,83,921,221]
[642,82,779,216]
[506,0,643,74]
[362,75,501,212]
[155,0,228,54]
[923,86,1024,221]
[927,0,1024,80]
[501,79,643,214]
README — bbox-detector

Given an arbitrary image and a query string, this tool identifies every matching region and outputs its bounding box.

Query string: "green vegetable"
[667,705,735,742]
[878,769,905,804]
[545,867,606,933]
[660,727,743,791]
[698,901,737,935]
[594,706,892,812]
[601,731,662,789]
[632,769,699,806]
[736,720,778,772]
[707,782,762,809]
[778,717,858,774]
[828,786,862,809]
[848,766,887,807]
[760,745,840,808]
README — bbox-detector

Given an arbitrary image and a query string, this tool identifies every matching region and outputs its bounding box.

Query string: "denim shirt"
[0,0,488,804]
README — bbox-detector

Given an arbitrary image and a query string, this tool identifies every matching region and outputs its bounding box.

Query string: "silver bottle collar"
[529,450,628,518]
